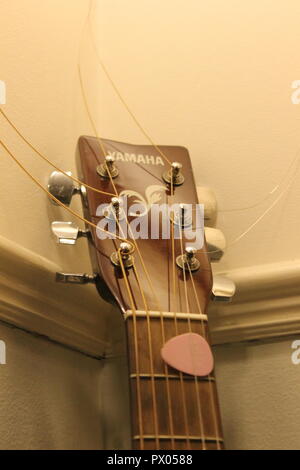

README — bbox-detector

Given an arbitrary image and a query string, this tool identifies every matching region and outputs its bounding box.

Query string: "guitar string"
[127,240,176,449]
[0,108,116,199]
[104,161,180,449]
[87,0,300,214]
[176,200,221,450]
[106,197,161,449]
[1,97,298,256]
[79,10,177,447]
[112,195,179,450]
[113,204,176,448]
[178,226,207,450]
[128,245,176,449]
[132,265,160,449]
[0,127,143,449]
[187,261,222,450]
[87,0,171,167]
[117,249,144,450]
[82,1,175,447]
[0,138,134,249]
[88,6,300,255]
[109,155,198,450]
[169,178,192,450]
[0,129,149,450]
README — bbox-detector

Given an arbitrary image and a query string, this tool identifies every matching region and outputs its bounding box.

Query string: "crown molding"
[209,260,300,344]
[0,235,115,358]
[0,235,299,353]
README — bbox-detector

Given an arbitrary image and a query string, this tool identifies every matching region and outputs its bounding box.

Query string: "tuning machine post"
[104,197,125,221]
[55,272,97,285]
[211,275,236,302]
[47,171,87,207]
[97,155,119,179]
[111,242,135,269]
[176,246,200,272]
[163,162,184,186]
[51,221,89,245]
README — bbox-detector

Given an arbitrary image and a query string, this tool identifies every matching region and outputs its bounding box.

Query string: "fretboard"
[125,310,224,450]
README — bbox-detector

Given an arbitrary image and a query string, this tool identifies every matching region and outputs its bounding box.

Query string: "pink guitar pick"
[161,333,214,377]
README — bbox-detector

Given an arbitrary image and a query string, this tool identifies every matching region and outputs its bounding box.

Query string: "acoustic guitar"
[49,136,235,450]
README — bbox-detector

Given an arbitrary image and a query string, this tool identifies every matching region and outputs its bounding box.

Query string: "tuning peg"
[211,275,236,302]
[205,227,226,262]
[163,162,185,186]
[47,171,87,206]
[104,197,125,221]
[51,222,89,245]
[97,155,119,179]
[176,246,200,272]
[56,272,97,284]
[110,242,135,269]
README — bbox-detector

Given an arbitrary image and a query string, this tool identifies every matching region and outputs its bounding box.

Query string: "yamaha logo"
[107,150,165,166]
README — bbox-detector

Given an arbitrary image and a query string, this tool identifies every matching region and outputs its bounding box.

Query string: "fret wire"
[124,310,208,321]
[133,435,224,443]
[130,373,216,382]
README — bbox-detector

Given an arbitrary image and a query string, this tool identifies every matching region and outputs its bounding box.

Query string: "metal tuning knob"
[211,275,236,302]
[55,272,97,284]
[170,203,192,228]
[205,227,226,262]
[111,242,134,269]
[163,162,184,186]
[48,171,87,206]
[176,246,200,272]
[51,222,89,245]
[97,155,119,179]
[104,197,125,221]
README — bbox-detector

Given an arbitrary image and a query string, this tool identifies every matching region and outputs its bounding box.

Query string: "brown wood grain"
[126,316,224,450]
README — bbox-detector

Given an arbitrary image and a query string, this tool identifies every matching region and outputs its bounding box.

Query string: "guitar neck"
[125,310,224,450]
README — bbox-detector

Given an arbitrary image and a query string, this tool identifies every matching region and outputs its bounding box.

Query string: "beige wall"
[0,321,104,450]
[0,0,300,450]
[0,321,131,450]
[214,338,300,450]
[1,0,299,271]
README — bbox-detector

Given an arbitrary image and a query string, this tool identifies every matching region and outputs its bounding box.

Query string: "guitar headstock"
[75,136,213,316]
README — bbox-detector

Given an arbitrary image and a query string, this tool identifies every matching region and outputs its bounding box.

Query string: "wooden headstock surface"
[77,136,212,316]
